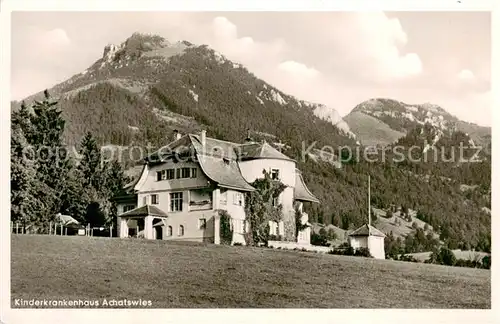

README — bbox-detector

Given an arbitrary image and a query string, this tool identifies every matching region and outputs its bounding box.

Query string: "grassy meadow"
[11,235,490,308]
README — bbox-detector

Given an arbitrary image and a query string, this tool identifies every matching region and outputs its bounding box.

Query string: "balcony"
[189,200,213,211]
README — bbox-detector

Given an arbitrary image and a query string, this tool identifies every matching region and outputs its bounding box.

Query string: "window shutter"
[278,221,284,236]
[268,221,274,235]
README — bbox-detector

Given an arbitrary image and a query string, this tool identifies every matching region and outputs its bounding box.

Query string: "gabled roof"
[348,224,386,237]
[238,142,294,162]
[145,135,193,164]
[123,165,145,194]
[189,134,240,160]
[294,170,319,203]
[120,205,168,218]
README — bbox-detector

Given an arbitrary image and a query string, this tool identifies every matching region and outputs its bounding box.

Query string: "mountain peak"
[100,33,195,63]
[345,97,490,147]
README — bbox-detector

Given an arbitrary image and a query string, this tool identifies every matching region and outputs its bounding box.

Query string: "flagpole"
[368,174,371,229]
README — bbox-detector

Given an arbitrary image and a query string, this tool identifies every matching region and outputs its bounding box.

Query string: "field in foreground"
[11,235,490,308]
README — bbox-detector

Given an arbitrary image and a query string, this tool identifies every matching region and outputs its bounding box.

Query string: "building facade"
[348,224,386,259]
[116,130,319,245]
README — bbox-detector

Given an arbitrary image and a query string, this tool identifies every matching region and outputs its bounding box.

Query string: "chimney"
[200,130,206,152]
[173,129,181,141]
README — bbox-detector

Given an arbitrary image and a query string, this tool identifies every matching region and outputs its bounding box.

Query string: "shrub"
[354,247,372,258]
[329,246,355,256]
[482,255,491,269]
[428,247,457,266]
[438,247,457,266]
[218,210,233,245]
[311,233,329,247]
[455,259,481,268]
[268,234,283,241]
[326,228,337,241]
[398,254,418,263]
[329,246,372,258]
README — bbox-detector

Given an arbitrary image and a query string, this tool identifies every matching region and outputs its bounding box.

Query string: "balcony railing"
[189,200,213,211]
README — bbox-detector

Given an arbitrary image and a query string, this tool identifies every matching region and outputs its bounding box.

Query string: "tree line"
[11,91,130,232]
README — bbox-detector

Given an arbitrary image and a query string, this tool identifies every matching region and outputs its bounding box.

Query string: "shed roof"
[119,205,168,218]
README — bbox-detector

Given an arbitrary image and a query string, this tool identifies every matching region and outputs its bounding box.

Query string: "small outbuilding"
[55,213,84,235]
[348,224,386,259]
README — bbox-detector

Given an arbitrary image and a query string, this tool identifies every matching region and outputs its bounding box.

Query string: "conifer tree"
[28,90,72,221]
[10,105,42,230]
[76,131,129,226]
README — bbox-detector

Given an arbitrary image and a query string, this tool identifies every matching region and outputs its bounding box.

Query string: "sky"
[11,11,492,126]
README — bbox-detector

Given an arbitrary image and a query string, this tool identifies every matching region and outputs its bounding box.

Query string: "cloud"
[278,61,320,79]
[212,16,237,40]
[458,69,475,82]
[351,12,423,80]
[16,27,71,53]
[209,16,287,69]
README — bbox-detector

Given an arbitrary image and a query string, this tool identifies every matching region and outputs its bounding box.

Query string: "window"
[167,226,173,236]
[233,192,243,206]
[123,205,135,213]
[191,168,197,178]
[178,225,184,236]
[166,169,175,180]
[170,192,183,212]
[151,194,159,205]
[181,167,191,178]
[176,169,181,179]
[272,196,279,207]
[271,169,280,180]
[157,169,175,181]
[199,218,207,229]
[142,196,147,205]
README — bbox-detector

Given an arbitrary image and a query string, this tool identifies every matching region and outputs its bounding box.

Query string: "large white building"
[115,130,319,245]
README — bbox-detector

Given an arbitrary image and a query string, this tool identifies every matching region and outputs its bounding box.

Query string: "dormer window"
[271,169,280,180]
